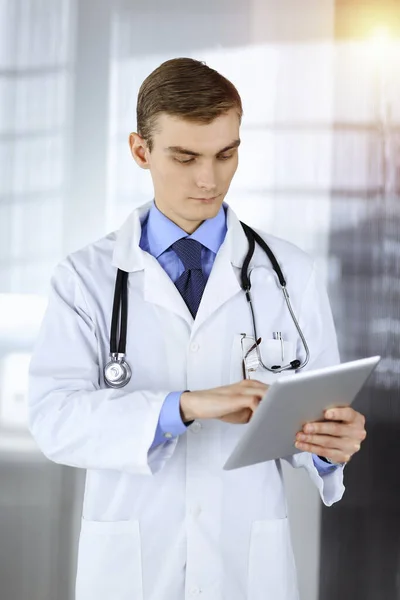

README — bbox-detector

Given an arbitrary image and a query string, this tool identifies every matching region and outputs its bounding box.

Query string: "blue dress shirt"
[140,201,336,474]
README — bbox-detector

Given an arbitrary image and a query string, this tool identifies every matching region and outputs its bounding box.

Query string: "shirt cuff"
[150,392,189,449]
[312,454,339,474]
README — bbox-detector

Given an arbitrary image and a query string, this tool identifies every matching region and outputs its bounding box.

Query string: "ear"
[129,132,150,169]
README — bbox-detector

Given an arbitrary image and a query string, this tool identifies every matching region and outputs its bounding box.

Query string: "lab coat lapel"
[112,201,193,326]
[112,202,264,330]
[142,251,193,326]
[191,207,251,337]
[112,202,150,274]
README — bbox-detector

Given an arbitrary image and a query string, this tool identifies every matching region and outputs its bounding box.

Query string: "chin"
[198,202,221,218]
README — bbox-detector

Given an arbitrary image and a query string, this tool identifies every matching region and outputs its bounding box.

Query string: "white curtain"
[0,0,72,294]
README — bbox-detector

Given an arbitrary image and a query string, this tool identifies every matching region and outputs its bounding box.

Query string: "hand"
[294,407,366,464]
[180,380,269,424]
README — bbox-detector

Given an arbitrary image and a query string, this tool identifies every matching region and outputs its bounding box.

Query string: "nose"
[195,164,217,194]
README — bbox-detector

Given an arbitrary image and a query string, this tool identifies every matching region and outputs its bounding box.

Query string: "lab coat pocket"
[230,334,297,385]
[247,518,299,600]
[75,519,143,600]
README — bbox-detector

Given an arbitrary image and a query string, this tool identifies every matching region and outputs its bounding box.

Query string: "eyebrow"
[166,139,241,157]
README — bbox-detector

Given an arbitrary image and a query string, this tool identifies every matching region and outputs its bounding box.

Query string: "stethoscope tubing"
[104,223,310,387]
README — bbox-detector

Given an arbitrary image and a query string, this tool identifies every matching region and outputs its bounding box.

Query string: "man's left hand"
[294,407,366,465]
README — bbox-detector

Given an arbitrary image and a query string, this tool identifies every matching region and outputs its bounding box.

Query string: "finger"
[296,433,361,455]
[302,421,365,440]
[237,385,269,398]
[323,406,356,423]
[220,381,267,398]
[243,395,263,412]
[352,410,366,427]
[240,379,269,392]
[226,394,261,414]
[294,441,351,463]
[219,408,252,424]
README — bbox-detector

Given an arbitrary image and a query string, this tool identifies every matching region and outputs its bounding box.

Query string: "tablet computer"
[223,356,380,471]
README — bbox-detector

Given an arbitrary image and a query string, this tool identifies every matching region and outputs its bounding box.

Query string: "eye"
[217,154,234,161]
[174,157,195,165]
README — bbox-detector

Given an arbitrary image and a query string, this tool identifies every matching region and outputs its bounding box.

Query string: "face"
[129,108,240,233]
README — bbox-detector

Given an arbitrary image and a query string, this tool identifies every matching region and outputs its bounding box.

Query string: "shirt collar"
[113,200,258,273]
[145,200,227,258]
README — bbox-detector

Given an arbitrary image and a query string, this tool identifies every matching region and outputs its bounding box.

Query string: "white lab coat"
[28,201,344,600]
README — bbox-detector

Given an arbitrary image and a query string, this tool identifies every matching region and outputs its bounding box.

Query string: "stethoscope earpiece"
[290,360,301,370]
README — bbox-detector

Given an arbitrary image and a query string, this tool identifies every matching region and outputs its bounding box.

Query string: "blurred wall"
[0,2,79,598]
[0,1,398,600]
[319,5,400,598]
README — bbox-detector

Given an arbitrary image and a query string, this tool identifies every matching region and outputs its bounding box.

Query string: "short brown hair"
[136,57,243,151]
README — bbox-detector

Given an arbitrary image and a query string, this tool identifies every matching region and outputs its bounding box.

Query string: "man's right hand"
[180,380,269,425]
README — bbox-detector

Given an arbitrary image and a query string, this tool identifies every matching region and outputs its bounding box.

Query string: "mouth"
[190,194,221,204]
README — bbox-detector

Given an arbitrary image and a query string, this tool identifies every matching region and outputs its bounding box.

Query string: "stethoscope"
[104,222,310,388]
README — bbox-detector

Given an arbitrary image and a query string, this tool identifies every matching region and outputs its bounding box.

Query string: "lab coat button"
[190,421,202,433]
[189,586,202,595]
[190,342,199,352]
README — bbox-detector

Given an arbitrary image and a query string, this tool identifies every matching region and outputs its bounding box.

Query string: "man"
[29,58,366,600]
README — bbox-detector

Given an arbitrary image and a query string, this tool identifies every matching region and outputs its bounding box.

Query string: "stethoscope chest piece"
[104,353,132,389]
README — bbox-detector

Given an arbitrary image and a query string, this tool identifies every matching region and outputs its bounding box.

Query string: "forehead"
[152,109,240,153]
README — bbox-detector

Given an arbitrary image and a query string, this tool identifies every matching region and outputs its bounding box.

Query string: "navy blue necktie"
[171,238,206,318]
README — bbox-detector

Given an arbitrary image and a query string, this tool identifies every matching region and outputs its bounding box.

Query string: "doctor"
[28,58,366,600]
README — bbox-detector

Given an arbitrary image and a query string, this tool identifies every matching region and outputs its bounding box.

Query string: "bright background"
[0,1,399,599]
